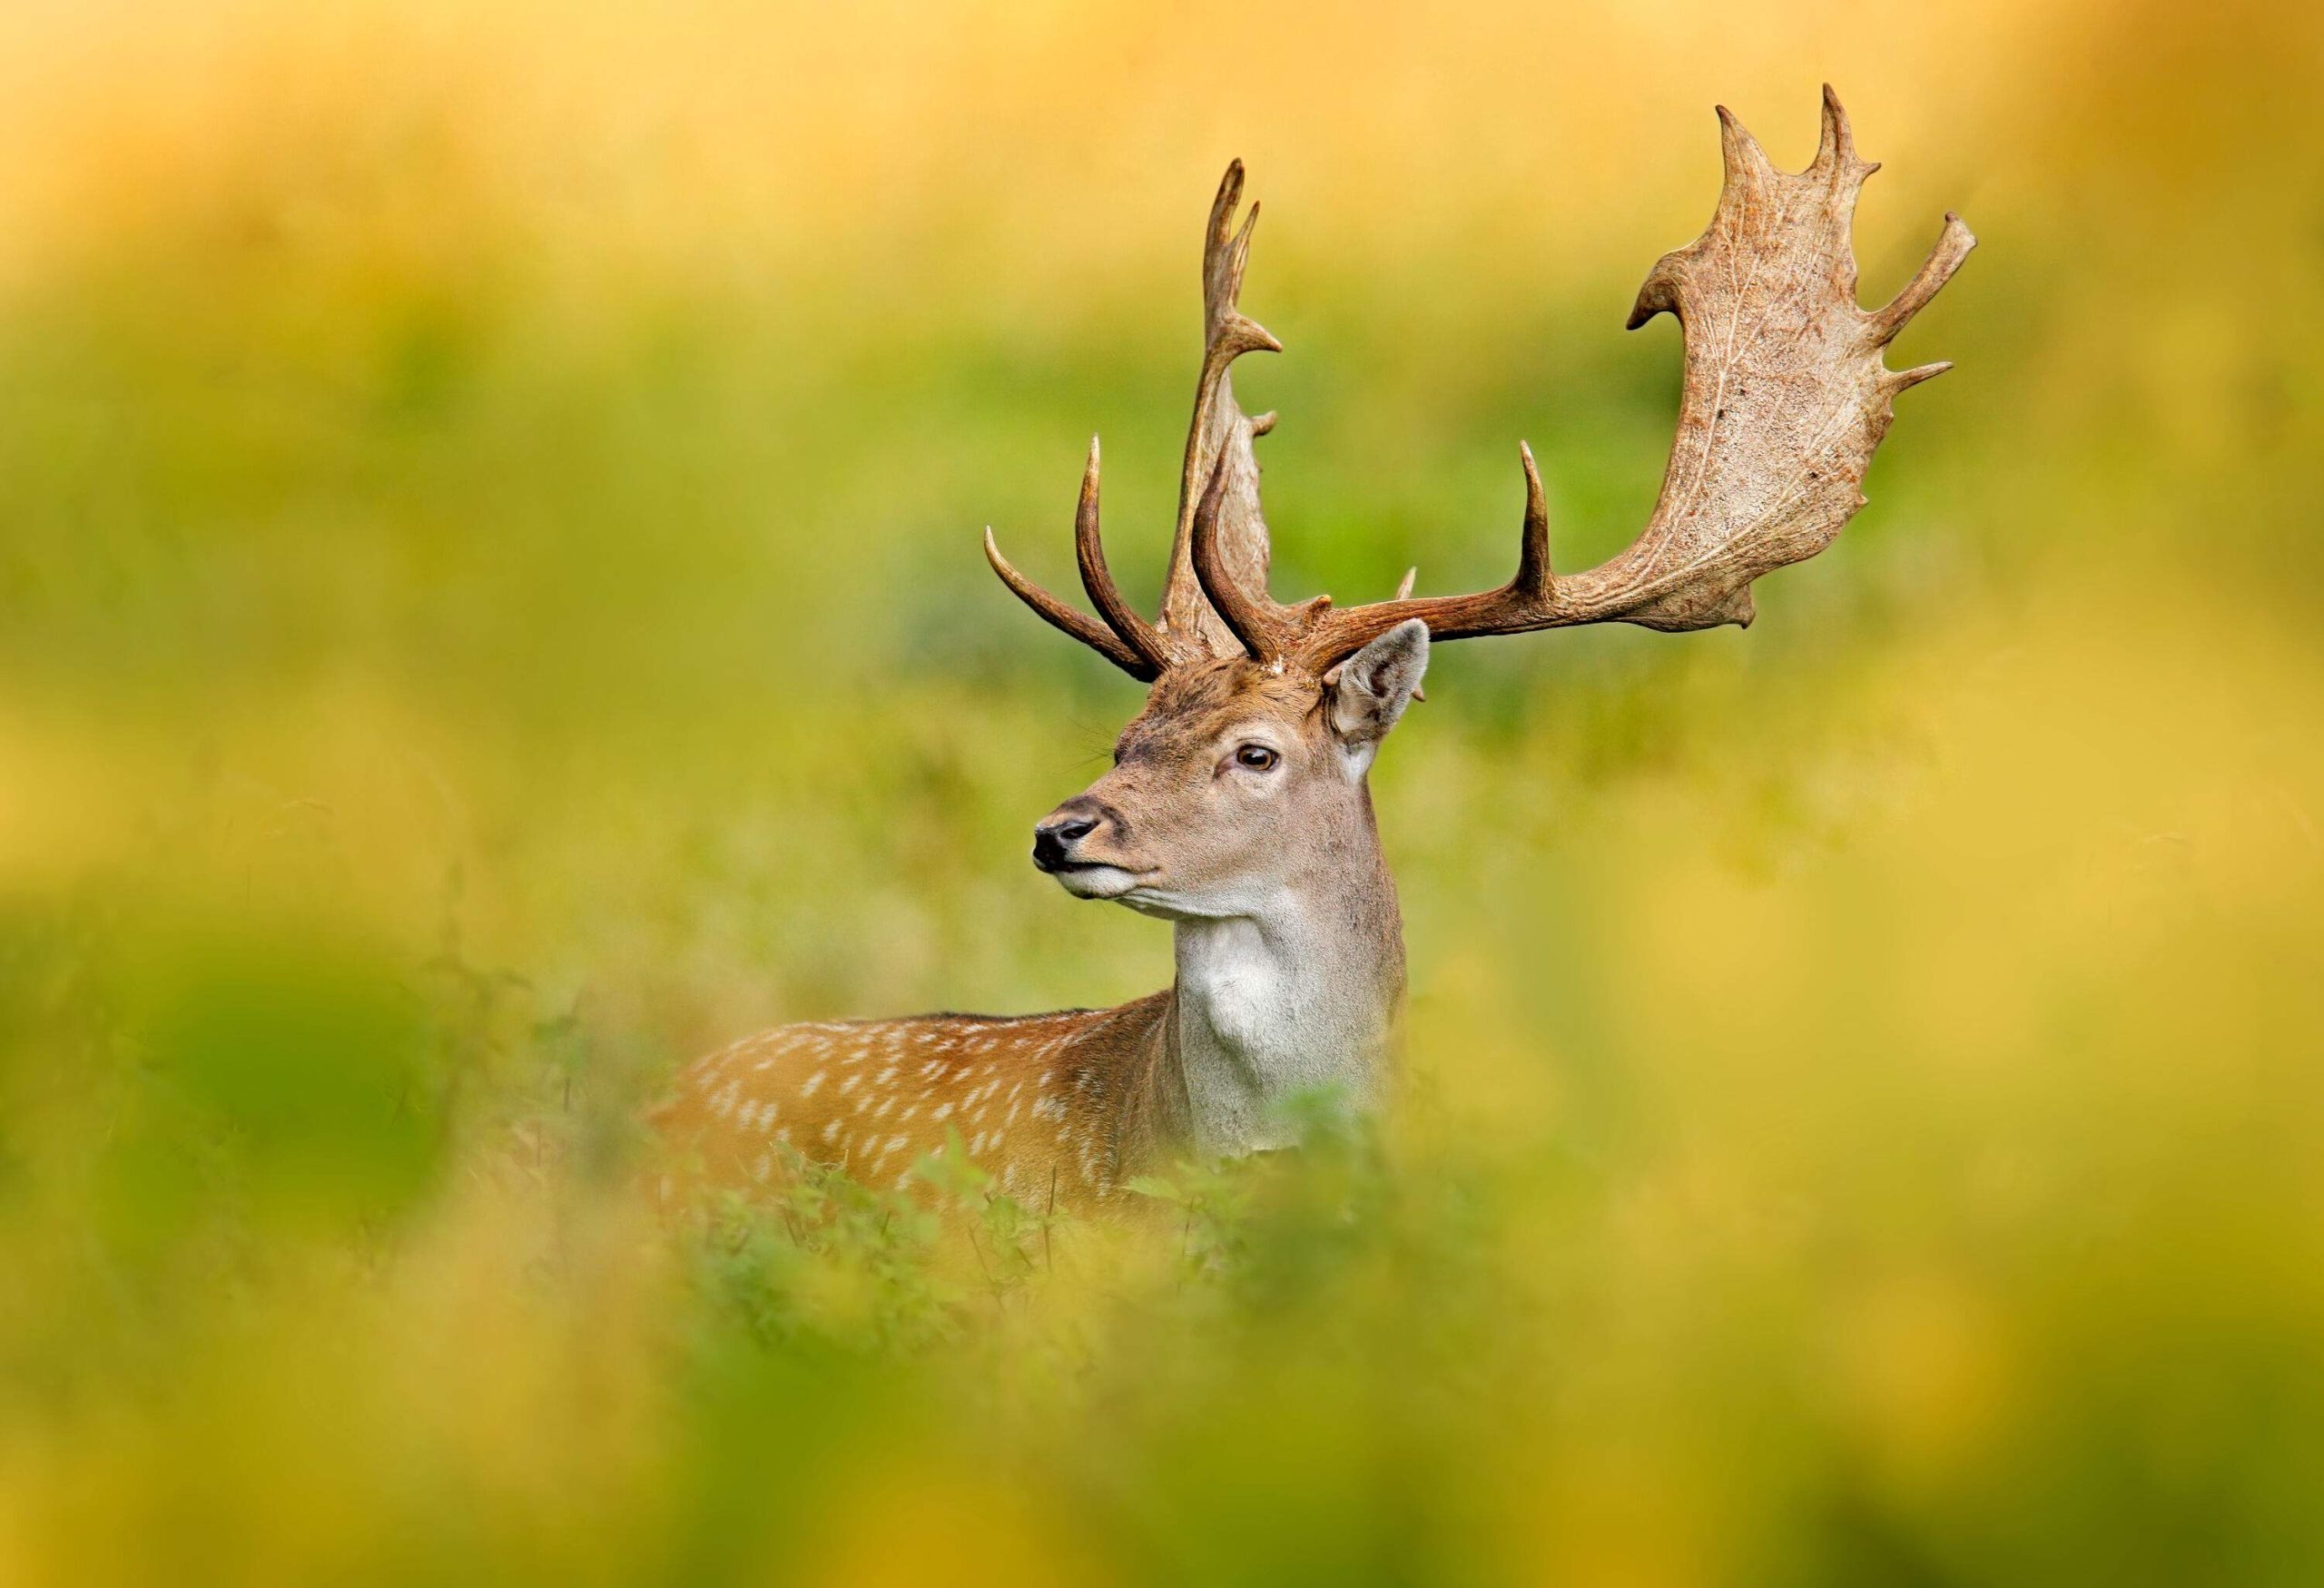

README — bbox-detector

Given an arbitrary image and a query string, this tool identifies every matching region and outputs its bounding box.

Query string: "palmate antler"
[990,87,1974,680]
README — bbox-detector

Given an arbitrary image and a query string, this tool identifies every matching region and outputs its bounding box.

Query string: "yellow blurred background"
[3,0,2321,1582]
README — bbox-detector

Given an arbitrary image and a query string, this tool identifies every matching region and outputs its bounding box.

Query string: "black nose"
[1031,814,1100,873]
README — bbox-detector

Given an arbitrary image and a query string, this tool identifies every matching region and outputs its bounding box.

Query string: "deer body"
[657,89,1971,1204]
[655,999,1181,1200]
[653,904,1404,1198]
[657,653,1417,1193]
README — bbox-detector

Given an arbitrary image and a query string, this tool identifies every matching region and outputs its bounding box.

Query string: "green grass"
[3,2,2323,1581]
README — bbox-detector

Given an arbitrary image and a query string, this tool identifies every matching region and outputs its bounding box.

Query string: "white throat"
[1169,888,1402,1156]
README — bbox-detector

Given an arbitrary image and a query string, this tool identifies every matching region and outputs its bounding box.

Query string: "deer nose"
[1031,807,1104,872]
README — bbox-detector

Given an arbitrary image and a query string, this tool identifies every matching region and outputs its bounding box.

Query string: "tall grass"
[3,0,2322,1581]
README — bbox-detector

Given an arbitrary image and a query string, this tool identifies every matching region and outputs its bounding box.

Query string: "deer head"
[1025,626,1426,920]
[988,87,1973,919]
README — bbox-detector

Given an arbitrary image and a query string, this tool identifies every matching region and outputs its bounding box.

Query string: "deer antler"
[994,91,1970,682]
[1162,160,1284,658]
[1193,86,1973,673]
[986,162,1284,677]
[983,436,1173,681]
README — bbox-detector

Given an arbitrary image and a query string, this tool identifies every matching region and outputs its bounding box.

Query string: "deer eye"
[1233,744,1279,772]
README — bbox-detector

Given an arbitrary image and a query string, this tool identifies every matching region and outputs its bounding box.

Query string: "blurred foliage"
[3,0,2323,1582]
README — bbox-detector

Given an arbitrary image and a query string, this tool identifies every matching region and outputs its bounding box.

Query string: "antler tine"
[1867,212,1977,349]
[1205,160,1246,299]
[1290,88,1971,671]
[1204,160,1274,340]
[984,525,1159,681]
[1513,439,1553,603]
[1072,436,1174,674]
[1285,443,1560,666]
[1190,459,1297,661]
[1715,101,1777,190]
[1812,80,1874,180]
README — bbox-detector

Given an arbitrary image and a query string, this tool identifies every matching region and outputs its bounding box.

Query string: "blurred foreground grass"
[4,0,2324,1582]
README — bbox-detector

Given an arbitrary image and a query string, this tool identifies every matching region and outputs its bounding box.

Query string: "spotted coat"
[652,993,1186,1205]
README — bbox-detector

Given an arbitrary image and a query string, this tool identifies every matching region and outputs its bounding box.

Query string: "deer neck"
[1165,803,1404,1156]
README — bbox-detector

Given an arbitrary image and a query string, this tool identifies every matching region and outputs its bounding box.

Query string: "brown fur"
[651,994,1180,1203]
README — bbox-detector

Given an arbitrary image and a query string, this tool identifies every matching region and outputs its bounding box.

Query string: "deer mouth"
[1046,861,1149,900]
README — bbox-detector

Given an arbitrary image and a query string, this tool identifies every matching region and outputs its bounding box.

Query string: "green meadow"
[3,1,2321,1581]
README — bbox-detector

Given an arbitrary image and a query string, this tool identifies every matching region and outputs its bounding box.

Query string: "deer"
[654,88,1973,1206]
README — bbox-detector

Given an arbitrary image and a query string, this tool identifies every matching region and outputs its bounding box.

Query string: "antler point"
[1232,313,1284,354]
[1867,213,1975,346]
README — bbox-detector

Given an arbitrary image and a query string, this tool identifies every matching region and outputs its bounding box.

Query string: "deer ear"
[1325,618,1429,764]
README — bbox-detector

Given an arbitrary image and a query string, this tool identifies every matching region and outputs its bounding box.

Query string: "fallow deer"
[655,88,1974,1203]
